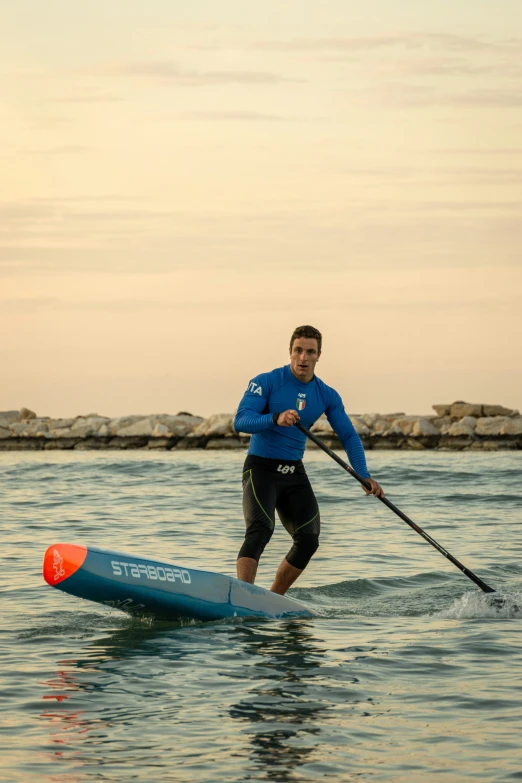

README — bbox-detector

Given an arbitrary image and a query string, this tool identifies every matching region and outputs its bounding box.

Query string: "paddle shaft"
[296,422,496,594]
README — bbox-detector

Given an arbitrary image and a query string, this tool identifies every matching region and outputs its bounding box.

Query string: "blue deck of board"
[47,545,317,621]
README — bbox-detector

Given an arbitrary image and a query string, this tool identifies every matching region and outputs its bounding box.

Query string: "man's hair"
[289,325,322,354]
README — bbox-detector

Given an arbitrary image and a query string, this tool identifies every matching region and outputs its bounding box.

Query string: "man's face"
[289,337,320,382]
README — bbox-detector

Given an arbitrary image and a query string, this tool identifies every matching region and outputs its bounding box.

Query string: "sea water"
[1,449,521,782]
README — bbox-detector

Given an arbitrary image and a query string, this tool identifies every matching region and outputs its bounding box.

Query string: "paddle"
[296,422,497,595]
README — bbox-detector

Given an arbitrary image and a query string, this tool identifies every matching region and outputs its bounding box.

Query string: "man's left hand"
[363,478,385,498]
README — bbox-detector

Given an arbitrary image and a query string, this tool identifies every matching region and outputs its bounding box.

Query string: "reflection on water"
[2,450,522,782]
[37,618,355,781]
[228,621,327,782]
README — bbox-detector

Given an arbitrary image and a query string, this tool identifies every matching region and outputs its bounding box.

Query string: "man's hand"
[277,410,300,427]
[363,478,385,498]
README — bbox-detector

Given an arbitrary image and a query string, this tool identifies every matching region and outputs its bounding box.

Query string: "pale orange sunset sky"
[1,1,521,418]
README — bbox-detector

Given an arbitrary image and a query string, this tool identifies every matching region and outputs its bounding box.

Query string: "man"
[234,324,384,596]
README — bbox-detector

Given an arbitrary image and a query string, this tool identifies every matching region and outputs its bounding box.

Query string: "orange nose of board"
[43,543,87,586]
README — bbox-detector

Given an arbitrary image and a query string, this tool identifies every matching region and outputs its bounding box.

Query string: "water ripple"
[1,449,522,782]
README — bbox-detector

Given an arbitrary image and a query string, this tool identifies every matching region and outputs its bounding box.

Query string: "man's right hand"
[277,410,300,427]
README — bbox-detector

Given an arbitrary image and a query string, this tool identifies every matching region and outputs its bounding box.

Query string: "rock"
[431,415,452,431]
[70,418,94,436]
[48,417,103,438]
[483,404,518,417]
[405,437,427,450]
[157,414,203,436]
[2,402,519,452]
[13,419,49,437]
[439,435,474,450]
[412,418,440,437]
[311,415,334,434]
[311,415,329,432]
[151,422,170,437]
[192,414,234,437]
[372,438,400,450]
[450,401,482,419]
[372,417,392,435]
[175,436,207,449]
[84,415,110,430]
[66,416,109,436]
[9,422,28,436]
[107,436,148,449]
[44,439,78,450]
[147,438,172,450]
[432,404,450,416]
[474,439,517,451]
[74,439,109,450]
[108,415,147,436]
[206,438,243,449]
[116,418,155,437]
[351,416,371,436]
[51,424,92,439]
[309,437,342,450]
[0,437,41,450]
[310,413,378,436]
[0,411,21,426]
[501,416,522,436]
[48,418,76,431]
[448,417,477,437]
[475,417,508,437]
[389,416,419,436]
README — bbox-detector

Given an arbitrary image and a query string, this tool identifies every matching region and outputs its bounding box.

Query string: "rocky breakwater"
[0,408,206,451]
[0,402,521,452]
[308,401,522,451]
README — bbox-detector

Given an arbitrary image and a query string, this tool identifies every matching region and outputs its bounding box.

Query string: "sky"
[1,0,521,418]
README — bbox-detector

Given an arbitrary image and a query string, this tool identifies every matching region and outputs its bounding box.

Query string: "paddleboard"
[43,543,317,621]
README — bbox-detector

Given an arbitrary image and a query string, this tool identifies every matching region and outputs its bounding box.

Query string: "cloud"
[368,83,522,108]
[182,110,287,122]
[24,145,95,155]
[428,148,522,156]
[424,147,522,158]
[1,204,520,278]
[250,33,522,54]
[65,209,179,221]
[442,89,522,107]
[435,166,522,183]
[390,57,522,78]
[0,203,55,221]
[398,199,522,213]
[25,115,74,130]
[2,288,520,316]
[110,60,295,86]
[48,94,122,104]
[252,34,416,52]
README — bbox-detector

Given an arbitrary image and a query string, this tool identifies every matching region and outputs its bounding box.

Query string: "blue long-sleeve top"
[234,365,370,478]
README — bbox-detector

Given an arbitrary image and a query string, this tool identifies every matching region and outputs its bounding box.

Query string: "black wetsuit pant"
[238,455,320,571]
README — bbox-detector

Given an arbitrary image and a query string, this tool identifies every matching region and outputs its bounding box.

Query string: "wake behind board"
[43,544,317,621]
